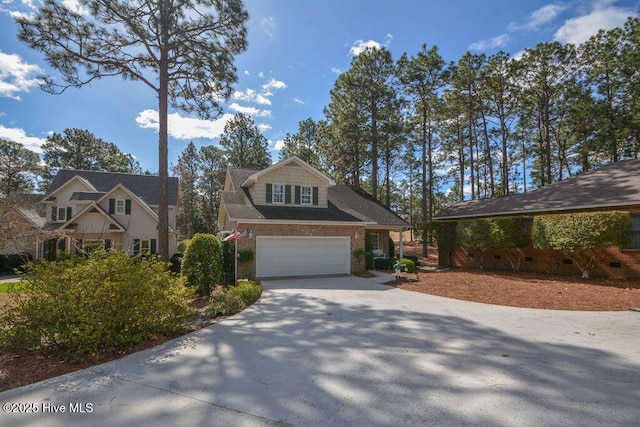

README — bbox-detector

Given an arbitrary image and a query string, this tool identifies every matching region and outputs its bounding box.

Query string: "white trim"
[232,218,374,226]
[56,202,126,232]
[41,175,97,203]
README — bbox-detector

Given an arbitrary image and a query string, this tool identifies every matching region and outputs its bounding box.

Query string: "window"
[133,238,157,255]
[52,206,69,222]
[115,199,126,214]
[272,184,284,204]
[80,239,105,254]
[301,186,312,205]
[623,214,640,249]
[368,233,380,250]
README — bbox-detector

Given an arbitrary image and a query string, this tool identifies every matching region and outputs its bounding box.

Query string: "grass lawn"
[0,280,22,307]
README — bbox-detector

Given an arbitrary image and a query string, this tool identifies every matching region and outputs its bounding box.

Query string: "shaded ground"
[2,243,639,393]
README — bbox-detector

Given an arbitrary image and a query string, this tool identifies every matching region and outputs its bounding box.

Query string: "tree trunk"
[157,0,170,261]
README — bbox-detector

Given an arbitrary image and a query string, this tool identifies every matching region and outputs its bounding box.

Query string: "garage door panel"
[256,236,350,278]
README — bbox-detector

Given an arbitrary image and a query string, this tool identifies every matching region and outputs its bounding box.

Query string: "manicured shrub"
[388,237,395,259]
[237,249,254,263]
[397,258,416,273]
[0,250,195,360]
[403,254,419,267]
[177,239,191,253]
[374,257,392,270]
[429,220,457,266]
[208,280,262,317]
[227,280,262,306]
[485,216,532,271]
[181,233,223,295]
[532,211,631,278]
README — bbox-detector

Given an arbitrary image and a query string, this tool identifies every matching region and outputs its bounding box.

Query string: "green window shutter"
[109,199,115,214]
[125,199,132,215]
[105,239,111,250]
[266,183,272,203]
[312,187,319,206]
[51,206,57,221]
[150,239,157,254]
[295,186,301,204]
[133,239,140,255]
[66,207,72,220]
[285,185,291,204]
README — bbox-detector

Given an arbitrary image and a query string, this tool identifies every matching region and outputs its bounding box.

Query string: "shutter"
[109,199,115,214]
[66,207,72,221]
[285,185,291,204]
[150,239,157,254]
[125,199,132,215]
[105,239,111,250]
[312,187,319,205]
[295,186,301,204]
[266,183,272,203]
[133,239,140,255]
[51,206,57,222]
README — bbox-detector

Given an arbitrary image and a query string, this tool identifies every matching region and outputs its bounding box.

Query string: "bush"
[169,252,183,273]
[227,280,262,306]
[403,254,419,267]
[208,280,262,317]
[4,253,33,273]
[216,231,235,275]
[0,250,195,360]
[397,258,416,273]
[388,237,395,259]
[237,249,254,263]
[374,257,392,270]
[181,233,223,296]
[177,239,191,253]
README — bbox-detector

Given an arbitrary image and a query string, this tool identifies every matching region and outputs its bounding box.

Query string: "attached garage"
[256,236,351,278]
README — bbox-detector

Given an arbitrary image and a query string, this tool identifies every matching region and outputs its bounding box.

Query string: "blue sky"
[0,0,638,174]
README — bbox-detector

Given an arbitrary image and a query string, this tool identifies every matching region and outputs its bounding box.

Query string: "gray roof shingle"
[46,170,178,206]
[435,158,640,220]
[222,167,411,228]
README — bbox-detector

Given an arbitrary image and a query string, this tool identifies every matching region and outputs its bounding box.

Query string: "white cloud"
[331,67,342,75]
[508,3,568,32]
[293,97,305,105]
[135,109,234,140]
[554,0,634,44]
[260,16,276,38]
[0,125,47,153]
[243,70,250,76]
[229,102,271,117]
[349,34,393,56]
[257,123,272,132]
[0,51,44,100]
[61,0,90,16]
[232,88,271,105]
[262,78,287,91]
[469,34,510,51]
[273,139,285,150]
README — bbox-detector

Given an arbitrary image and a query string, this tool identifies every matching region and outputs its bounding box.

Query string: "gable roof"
[241,156,336,188]
[46,169,179,206]
[435,158,640,220]
[221,163,410,228]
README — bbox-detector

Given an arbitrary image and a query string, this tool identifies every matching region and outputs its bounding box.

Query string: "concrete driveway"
[1,274,639,426]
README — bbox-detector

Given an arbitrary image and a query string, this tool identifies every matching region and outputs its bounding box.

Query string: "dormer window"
[301,186,312,205]
[115,199,126,214]
[52,206,71,223]
[272,184,285,204]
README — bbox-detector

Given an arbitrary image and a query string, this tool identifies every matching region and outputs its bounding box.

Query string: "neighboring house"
[41,170,179,260]
[218,156,411,279]
[434,158,640,278]
[0,194,46,260]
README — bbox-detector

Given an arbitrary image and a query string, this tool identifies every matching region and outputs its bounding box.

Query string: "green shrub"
[388,237,395,259]
[0,250,195,360]
[532,211,631,278]
[169,252,183,273]
[177,239,191,253]
[237,249,254,263]
[374,257,392,270]
[208,292,245,317]
[428,220,458,266]
[4,253,33,273]
[403,254,419,266]
[397,258,416,273]
[181,233,223,296]
[227,280,262,306]
[216,231,235,275]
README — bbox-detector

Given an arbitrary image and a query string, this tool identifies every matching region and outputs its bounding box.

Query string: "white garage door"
[256,236,351,278]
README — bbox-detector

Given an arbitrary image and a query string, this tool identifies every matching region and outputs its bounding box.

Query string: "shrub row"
[0,253,33,274]
[208,280,262,317]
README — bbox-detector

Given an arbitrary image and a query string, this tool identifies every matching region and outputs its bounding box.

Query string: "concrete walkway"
[1,274,639,426]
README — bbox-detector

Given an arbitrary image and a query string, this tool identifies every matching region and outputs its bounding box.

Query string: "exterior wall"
[0,212,41,260]
[250,165,328,208]
[234,222,367,279]
[45,179,94,223]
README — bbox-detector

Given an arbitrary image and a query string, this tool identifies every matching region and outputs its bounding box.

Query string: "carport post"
[399,228,404,259]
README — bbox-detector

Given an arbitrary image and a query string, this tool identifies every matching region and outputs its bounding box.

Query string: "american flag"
[223,228,250,242]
